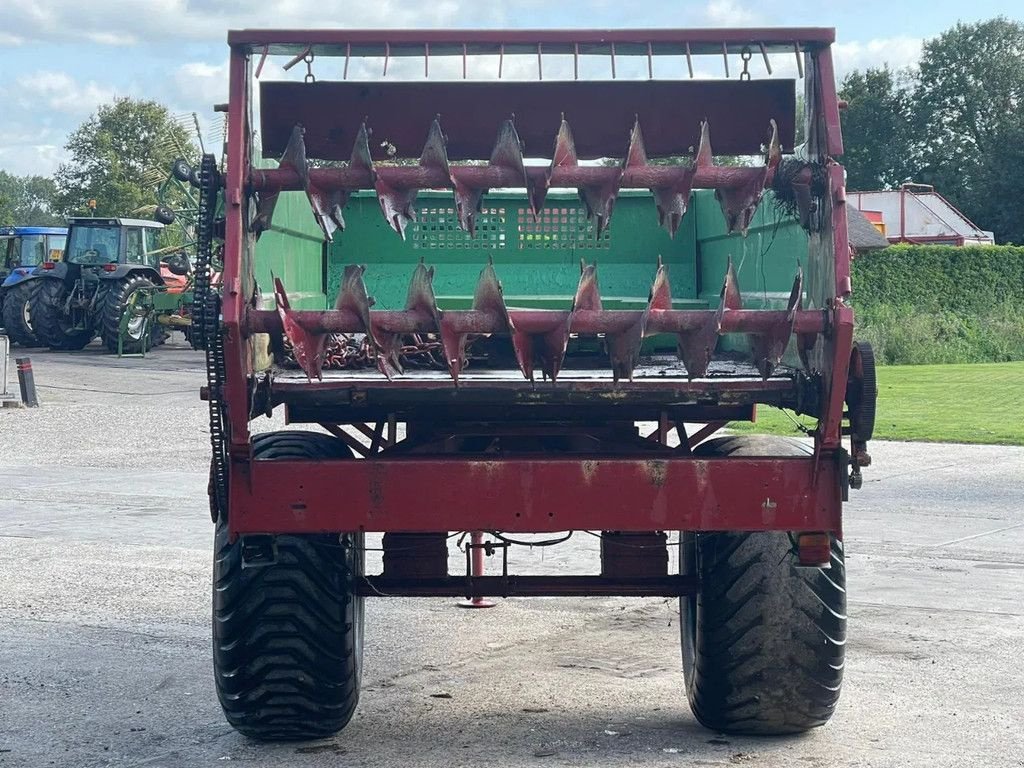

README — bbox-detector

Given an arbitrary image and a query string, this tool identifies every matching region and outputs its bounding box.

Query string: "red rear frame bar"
[229,455,843,536]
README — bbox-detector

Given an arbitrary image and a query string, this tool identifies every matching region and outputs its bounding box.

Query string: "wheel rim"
[126,314,146,339]
[22,300,32,331]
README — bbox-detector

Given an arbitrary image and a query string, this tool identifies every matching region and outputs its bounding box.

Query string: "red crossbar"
[228,455,843,536]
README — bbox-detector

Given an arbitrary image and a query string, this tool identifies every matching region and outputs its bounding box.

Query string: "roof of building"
[846,206,889,250]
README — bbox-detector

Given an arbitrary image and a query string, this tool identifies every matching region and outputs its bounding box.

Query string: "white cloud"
[833,37,924,80]
[703,0,758,26]
[14,71,118,116]
[3,0,468,45]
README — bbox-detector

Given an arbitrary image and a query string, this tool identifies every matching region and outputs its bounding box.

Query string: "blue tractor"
[24,217,171,352]
[0,226,68,346]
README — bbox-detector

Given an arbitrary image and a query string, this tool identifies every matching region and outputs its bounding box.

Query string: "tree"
[0,172,63,226]
[965,121,1024,244]
[838,67,916,190]
[912,17,1024,240]
[54,97,195,218]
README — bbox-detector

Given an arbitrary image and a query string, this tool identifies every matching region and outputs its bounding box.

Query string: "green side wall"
[692,189,808,310]
[252,161,328,310]
[323,189,806,313]
[255,186,809,343]
[327,191,702,311]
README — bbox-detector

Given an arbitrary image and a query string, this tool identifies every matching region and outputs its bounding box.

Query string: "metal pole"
[15,358,39,408]
[458,531,496,609]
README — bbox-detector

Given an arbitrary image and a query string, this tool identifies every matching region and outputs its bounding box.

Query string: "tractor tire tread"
[213,430,362,741]
[29,279,93,350]
[101,274,162,354]
[1,282,40,346]
[682,435,846,735]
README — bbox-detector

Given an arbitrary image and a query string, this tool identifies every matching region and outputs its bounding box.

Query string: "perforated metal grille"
[517,206,610,250]
[411,206,506,249]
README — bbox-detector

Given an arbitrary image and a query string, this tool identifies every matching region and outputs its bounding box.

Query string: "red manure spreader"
[197,28,876,740]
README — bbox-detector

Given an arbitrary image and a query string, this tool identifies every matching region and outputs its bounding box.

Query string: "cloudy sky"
[0,0,1017,177]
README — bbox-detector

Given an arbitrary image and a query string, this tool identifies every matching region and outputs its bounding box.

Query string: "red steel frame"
[220,29,854,541]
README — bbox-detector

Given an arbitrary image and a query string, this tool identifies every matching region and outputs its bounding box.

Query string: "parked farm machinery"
[24,217,174,352]
[199,28,876,741]
[0,226,67,346]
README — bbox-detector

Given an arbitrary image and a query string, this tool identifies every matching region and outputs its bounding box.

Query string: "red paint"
[258,80,795,161]
[227,28,837,51]
[228,455,843,536]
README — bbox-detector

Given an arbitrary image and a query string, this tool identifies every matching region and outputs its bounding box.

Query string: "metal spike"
[375,120,451,240]
[713,120,779,236]
[274,125,347,241]
[624,119,648,168]
[440,262,518,384]
[647,121,707,239]
[420,119,453,178]
[752,268,802,379]
[334,265,386,377]
[274,276,327,381]
[375,260,443,378]
[531,118,578,214]
[720,258,743,312]
[454,120,530,236]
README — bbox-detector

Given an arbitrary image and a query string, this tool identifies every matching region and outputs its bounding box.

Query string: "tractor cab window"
[67,226,120,265]
[45,235,67,262]
[1,237,15,269]
[125,228,144,264]
[142,228,160,267]
[17,235,48,267]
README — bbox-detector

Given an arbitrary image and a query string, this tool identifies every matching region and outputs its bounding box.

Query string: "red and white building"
[849,183,994,246]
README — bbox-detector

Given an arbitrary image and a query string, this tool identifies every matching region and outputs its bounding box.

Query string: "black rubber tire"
[154,206,176,225]
[1,282,41,346]
[101,274,161,354]
[680,435,846,735]
[171,158,193,182]
[213,431,364,741]
[29,278,94,350]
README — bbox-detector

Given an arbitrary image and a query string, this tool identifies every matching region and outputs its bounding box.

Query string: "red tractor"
[197,28,875,740]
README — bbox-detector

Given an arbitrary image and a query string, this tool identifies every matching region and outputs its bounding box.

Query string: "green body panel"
[253,158,328,310]
[692,189,808,355]
[327,191,702,311]
[316,188,807,355]
[254,191,327,309]
[324,190,806,313]
[256,185,808,355]
[692,189,808,310]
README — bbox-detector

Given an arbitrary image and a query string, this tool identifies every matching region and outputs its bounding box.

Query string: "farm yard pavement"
[1,342,1023,768]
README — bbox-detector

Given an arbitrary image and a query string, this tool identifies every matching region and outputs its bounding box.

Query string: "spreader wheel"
[846,341,877,442]
[213,431,364,741]
[680,435,847,735]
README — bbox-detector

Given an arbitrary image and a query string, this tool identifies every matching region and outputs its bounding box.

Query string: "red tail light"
[102,264,118,272]
[41,262,56,270]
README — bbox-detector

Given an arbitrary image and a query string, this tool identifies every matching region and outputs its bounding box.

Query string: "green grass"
[729,361,1024,446]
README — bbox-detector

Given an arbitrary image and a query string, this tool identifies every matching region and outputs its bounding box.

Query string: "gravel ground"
[1,340,1023,768]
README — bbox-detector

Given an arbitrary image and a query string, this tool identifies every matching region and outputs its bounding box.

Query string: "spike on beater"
[647,121,711,239]
[713,120,779,235]
[375,118,454,240]
[274,275,329,381]
[532,119,578,214]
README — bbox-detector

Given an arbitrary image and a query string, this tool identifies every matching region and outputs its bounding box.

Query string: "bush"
[851,245,1024,364]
